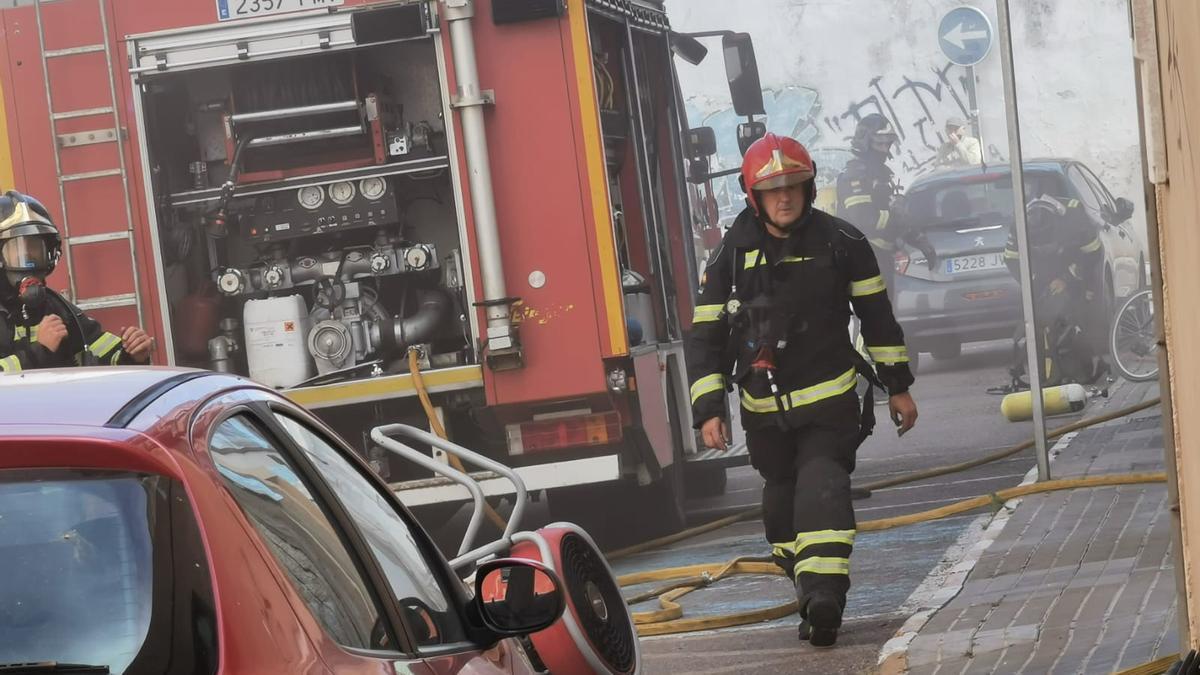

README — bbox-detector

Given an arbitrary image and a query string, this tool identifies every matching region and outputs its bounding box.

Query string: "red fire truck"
[0,0,763,543]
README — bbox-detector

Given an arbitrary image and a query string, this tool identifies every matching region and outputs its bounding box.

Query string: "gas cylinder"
[1001,383,1088,422]
[175,285,221,359]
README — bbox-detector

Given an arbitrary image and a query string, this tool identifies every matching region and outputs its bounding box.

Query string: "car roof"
[909,158,1071,191]
[0,367,248,428]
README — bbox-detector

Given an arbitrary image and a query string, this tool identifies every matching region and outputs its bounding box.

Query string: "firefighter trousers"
[745,391,862,615]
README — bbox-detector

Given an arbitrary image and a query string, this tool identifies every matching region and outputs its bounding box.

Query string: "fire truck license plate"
[216,0,344,22]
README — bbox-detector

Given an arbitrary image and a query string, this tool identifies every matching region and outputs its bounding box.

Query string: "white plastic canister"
[243,295,314,388]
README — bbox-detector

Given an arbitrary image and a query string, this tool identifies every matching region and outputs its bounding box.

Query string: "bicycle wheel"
[1109,289,1159,382]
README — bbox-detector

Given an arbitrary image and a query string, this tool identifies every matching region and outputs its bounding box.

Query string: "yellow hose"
[404,352,1167,641]
[607,398,1162,562]
[408,349,508,532]
[1111,655,1180,675]
[622,473,1167,636]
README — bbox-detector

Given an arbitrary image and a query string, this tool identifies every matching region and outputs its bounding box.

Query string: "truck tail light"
[894,250,911,276]
[506,412,623,455]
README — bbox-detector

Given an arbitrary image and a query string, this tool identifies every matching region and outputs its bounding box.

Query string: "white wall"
[667,0,1147,243]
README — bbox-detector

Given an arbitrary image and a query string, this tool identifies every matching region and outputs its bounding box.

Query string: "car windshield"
[0,469,217,674]
[906,170,1065,231]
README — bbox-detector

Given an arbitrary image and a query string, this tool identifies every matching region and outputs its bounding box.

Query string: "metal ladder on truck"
[32,0,144,323]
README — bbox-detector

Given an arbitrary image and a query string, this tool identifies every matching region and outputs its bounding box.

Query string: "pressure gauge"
[369,251,391,274]
[263,265,285,289]
[329,181,356,205]
[217,268,245,296]
[296,185,324,210]
[359,177,387,201]
[404,245,431,271]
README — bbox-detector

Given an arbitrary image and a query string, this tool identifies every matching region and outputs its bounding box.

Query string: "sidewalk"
[880,380,1178,674]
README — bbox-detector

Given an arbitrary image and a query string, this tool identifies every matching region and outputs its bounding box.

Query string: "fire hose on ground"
[405,354,1164,644]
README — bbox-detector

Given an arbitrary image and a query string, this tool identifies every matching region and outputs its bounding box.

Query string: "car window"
[0,469,217,675]
[209,415,393,652]
[1079,165,1117,213]
[1067,166,1104,218]
[273,413,468,650]
[906,171,1061,229]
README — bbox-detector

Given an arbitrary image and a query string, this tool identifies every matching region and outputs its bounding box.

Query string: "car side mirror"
[737,120,767,157]
[474,558,565,636]
[722,32,765,117]
[1113,197,1135,222]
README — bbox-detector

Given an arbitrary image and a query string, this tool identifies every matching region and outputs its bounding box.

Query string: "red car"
[0,368,636,675]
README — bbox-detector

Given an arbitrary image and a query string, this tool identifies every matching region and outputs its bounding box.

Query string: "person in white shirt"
[937,117,983,167]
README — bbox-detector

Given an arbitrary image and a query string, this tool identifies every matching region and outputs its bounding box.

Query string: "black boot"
[798,591,843,648]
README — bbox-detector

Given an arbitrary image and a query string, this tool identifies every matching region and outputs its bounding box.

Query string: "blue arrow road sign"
[939,6,993,66]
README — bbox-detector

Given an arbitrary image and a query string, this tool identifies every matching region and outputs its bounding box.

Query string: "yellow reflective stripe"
[795,529,856,555]
[1004,249,1020,260]
[110,350,123,365]
[868,345,910,365]
[772,542,797,557]
[869,238,895,251]
[1081,237,1102,253]
[0,355,20,373]
[13,325,38,340]
[794,556,851,577]
[843,195,873,208]
[779,256,813,264]
[743,249,767,270]
[88,332,121,358]
[876,210,891,230]
[850,275,886,297]
[1067,199,1080,208]
[740,367,858,414]
[693,304,724,324]
[788,367,858,406]
[690,373,725,404]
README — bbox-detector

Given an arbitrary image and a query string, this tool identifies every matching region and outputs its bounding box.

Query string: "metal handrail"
[370,424,529,570]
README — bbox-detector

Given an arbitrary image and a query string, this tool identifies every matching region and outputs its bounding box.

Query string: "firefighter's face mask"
[2,235,53,274]
[2,236,52,308]
[870,132,898,154]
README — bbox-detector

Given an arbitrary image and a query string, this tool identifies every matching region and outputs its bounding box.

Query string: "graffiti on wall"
[684,59,1007,232]
[822,60,1002,174]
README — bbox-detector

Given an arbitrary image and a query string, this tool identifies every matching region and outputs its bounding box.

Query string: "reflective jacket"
[835,157,906,253]
[686,207,915,431]
[0,293,134,372]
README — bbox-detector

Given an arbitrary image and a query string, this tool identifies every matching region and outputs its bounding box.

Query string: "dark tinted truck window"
[0,469,217,674]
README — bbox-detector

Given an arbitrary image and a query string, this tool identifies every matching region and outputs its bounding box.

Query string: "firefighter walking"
[0,191,154,372]
[686,133,918,648]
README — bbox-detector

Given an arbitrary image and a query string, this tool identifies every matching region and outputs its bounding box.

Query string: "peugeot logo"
[974,236,986,248]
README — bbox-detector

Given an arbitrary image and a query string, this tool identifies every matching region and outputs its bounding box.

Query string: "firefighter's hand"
[121,327,154,363]
[701,417,730,451]
[889,392,918,437]
[37,315,68,353]
[1049,278,1068,295]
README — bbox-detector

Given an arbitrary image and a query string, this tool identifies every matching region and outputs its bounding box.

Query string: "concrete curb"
[875,430,1079,674]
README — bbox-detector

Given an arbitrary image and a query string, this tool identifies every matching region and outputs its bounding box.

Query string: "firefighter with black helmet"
[0,190,154,372]
[685,133,918,648]
[836,114,907,296]
[1003,192,1107,384]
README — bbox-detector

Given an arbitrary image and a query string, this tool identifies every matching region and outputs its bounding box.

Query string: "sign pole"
[995,0,1051,481]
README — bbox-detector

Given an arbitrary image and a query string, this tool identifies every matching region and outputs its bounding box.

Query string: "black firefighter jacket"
[0,292,136,372]
[686,207,915,431]
[835,157,906,253]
